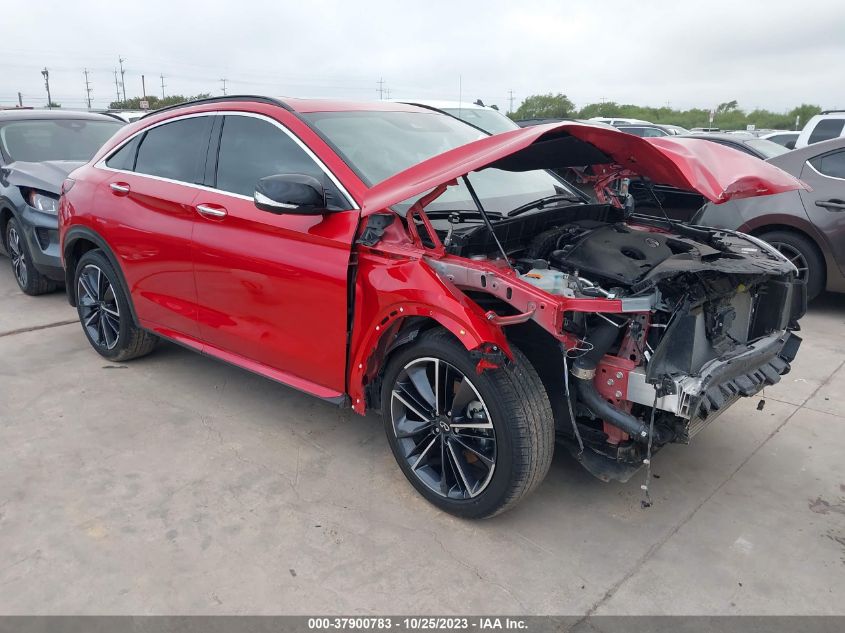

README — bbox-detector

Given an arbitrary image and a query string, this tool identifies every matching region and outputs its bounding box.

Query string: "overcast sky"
[3,0,844,112]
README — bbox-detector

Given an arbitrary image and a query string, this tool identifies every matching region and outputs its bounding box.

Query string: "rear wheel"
[758,230,825,300]
[5,217,57,295]
[382,329,554,518]
[74,250,158,361]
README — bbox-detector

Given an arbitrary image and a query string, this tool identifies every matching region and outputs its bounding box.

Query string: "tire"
[5,217,58,296]
[381,328,554,518]
[758,230,825,301]
[73,250,158,361]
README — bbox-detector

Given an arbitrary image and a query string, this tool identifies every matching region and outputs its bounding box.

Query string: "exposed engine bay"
[417,203,805,483]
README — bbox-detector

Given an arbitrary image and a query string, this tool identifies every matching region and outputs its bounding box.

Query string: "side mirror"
[254,174,327,215]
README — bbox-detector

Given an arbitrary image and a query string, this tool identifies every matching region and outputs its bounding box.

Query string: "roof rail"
[820,109,845,115]
[139,95,291,120]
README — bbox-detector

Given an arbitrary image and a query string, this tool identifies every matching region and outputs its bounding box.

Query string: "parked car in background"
[795,111,845,148]
[399,100,518,135]
[105,110,147,123]
[0,110,123,294]
[674,133,789,159]
[695,136,845,300]
[762,130,799,150]
[588,116,651,126]
[615,123,687,137]
[61,96,806,517]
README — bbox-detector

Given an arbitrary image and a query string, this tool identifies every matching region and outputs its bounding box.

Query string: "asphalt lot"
[1,264,844,616]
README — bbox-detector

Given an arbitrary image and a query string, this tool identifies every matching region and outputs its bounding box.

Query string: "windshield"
[744,138,789,159]
[304,110,574,214]
[0,119,123,162]
[441,108,519,135]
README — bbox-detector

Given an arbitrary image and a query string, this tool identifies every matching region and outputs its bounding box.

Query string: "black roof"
[0,109,124,123]
[139,95,291,120]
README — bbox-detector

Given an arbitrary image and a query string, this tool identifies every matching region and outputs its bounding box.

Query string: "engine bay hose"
[571,319,652,444]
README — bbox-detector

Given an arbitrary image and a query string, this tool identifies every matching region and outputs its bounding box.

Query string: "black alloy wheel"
[77,263,121,350]
[73,249,158,361]
[7,224,27,289]
[390,356,497,499]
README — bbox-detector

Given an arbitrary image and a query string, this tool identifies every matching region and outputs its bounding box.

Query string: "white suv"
[795,111,845,148]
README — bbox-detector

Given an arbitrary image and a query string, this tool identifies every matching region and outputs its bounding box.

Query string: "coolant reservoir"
[520,269,575,296]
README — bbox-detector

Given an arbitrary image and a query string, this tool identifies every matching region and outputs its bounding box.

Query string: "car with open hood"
[0,109,124,294]
[60,96,806,518]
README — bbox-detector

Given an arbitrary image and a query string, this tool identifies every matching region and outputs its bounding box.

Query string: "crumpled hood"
[1,160,85,195]
[361,122,809,216]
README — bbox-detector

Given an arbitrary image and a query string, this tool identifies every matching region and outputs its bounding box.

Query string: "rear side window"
[809,150,845,179]
[105,136,140,170]
[214,115,345,208]
[808,119,845,145]
[134,117,212,183]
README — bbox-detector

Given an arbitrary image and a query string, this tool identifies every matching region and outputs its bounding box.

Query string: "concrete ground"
[1,265,843,616]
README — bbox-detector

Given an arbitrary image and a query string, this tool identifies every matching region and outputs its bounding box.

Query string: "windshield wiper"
[421,209,504,221]
[507,193,583,218]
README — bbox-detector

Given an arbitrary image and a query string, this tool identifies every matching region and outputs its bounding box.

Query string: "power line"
[83,68,93,109]
[113,69,121,103]
[41,67,52,109]
[118,56,127,102]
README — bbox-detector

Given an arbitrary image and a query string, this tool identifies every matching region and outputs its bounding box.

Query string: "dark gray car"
[0,110,123,294]
[694,136,845,300]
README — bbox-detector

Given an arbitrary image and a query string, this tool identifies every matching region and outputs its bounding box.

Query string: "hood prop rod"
[463,175,515,272]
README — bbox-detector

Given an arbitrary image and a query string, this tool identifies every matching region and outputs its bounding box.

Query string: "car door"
[99,114,213,341]
[800,149,845,276]
[191,112,359,395]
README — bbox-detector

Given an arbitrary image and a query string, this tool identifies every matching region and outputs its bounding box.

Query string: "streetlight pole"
[41,68,52,109]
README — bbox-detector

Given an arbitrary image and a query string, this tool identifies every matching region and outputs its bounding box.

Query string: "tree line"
[108,93,211,110]
[509,93,822,131]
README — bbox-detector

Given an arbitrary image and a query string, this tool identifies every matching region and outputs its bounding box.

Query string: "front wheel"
[74,250,158,361]
[5,217,57,295]
[382,329,554,518]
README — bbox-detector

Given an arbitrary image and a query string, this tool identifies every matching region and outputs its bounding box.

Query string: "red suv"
[60,96,806,517]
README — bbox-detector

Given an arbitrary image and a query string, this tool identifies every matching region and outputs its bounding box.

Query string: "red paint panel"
[361,122,808,215]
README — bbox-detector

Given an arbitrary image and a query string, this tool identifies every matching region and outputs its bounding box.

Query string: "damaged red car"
[59,97,806,518]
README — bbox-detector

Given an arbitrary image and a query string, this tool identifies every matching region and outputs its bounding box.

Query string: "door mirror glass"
[254,174,327,215]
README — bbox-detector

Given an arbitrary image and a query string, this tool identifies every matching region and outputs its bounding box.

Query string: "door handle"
[196,203,227,219]
[109,182,130,195]
[815,199,845,211]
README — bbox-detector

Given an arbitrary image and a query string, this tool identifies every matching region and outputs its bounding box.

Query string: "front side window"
[0,119,123,162]
[808,119,845,145]
[214,115,345,208]
[809,150,845,179]
[134,116,212,183]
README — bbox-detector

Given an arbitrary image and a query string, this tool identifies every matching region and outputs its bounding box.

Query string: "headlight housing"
[27,190,59,214]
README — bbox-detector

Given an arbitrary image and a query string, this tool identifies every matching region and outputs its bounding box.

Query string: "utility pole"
[17,92,23,108]
[160,74,166,99]
[384,88,392,100]
[141,74,147,100]
[118,56,127,102]
[377,77,385,100]
[83,68,93,109]
[114,70,121,103]
[220,78,227,95]
[41,68,52,109]
[508,89,515,114]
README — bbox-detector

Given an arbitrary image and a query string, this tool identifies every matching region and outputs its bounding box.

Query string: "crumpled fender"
[347,250,511,414]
